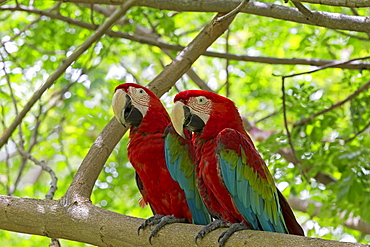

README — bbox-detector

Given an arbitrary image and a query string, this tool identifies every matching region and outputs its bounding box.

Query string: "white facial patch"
[188,96,212,124]
[127,86,150,117]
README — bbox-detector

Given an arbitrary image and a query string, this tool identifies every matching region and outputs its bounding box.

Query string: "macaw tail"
[277,189,305,236]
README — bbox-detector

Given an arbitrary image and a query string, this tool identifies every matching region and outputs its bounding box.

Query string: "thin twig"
[57,117,74,177]
[282,77,311,184]
[333,29,370,41]
[134,23,213,91]
[225,28,231,97]
[118,59,140,84]
[1,53,17,114]
[255,110,280,124]
[27,104,43,153]
[0,16,41,47]
[0,0,137,149]
[292,1,314,20]
[350,7,370,40]
[18,149,58,200]
[0,2,61,49]
[213,0,250,25]
[50,238,61,247]
[345,121,370,143]
[1,51,28,196]
[294,79,370,127]
[9,148,27,195]
[0,105,11,194]
[90,4,96,26]
[276,56,370,79]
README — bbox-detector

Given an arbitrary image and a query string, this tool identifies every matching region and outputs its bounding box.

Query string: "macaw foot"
[138,214,165,235]
[138,214,186,244]
[195,219,231,244]
[218,222,251,247]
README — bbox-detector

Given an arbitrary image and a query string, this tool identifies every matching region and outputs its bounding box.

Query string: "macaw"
[112,83,211,242]
[171,90,304,246]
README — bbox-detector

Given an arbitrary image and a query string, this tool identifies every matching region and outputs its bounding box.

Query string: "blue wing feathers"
[164,128,211,225]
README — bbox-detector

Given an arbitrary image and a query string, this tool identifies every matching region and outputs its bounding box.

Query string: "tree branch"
[293,79,370,127]
[281,77,310,184]
[0,0,137,149]
[17,149,58,200]
[294,0,370,7]
[53,0,370,8]
[277,56,370,79]
[345,120,370,143]
[0,195,367,247]
[213,0,250,25]
[2,5,370,70]
[52,0,370,33]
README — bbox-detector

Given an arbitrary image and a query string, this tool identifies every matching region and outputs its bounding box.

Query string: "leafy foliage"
[0,0,369,245]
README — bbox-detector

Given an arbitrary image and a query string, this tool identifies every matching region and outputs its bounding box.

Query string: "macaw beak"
[112,89,143,128]
[171,101,205,138]
[171,101,187,138]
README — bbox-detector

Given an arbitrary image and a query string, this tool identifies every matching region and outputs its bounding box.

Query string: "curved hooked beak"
[171,101,205,138]
[112,90,143,128]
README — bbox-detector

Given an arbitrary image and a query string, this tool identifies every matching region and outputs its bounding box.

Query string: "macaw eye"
[138,89,144,94]
[197,96,207,104]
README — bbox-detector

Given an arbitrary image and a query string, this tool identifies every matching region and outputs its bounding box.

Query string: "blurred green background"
[0,1,369,245]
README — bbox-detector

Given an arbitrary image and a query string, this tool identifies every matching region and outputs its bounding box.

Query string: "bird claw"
[217,222,250,247]
[138,214,165,235]
[138,214,186,244]
[194,220,231,245]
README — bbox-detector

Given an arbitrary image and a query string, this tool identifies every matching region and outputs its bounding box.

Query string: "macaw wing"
[164,125,211,225]
[216,128,288,233]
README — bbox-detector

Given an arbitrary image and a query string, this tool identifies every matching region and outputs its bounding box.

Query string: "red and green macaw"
[171,90,304,246]
[112,83,211,242]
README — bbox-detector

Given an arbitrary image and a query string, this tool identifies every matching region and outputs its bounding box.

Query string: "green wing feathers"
[217,128,288,233]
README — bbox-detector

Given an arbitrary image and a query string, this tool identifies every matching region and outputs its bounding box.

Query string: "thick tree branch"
[54,0,370,8]
[0,195,367,247]
[0,0,137,149]
[296,0,370,7]
[2,5,370,71]
[53,0,370,33]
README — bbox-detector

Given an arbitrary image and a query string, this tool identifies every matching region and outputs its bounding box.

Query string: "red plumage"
[114,83,192,222]
[173,90,304,236]
[175,90,249,223]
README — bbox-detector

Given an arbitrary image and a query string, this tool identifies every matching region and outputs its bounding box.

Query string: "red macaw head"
[112,83,163,128]
[171,90,244,139]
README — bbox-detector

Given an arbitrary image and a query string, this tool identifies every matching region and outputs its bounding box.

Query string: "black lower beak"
[124,95,143,127]
[183,105,205,132]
